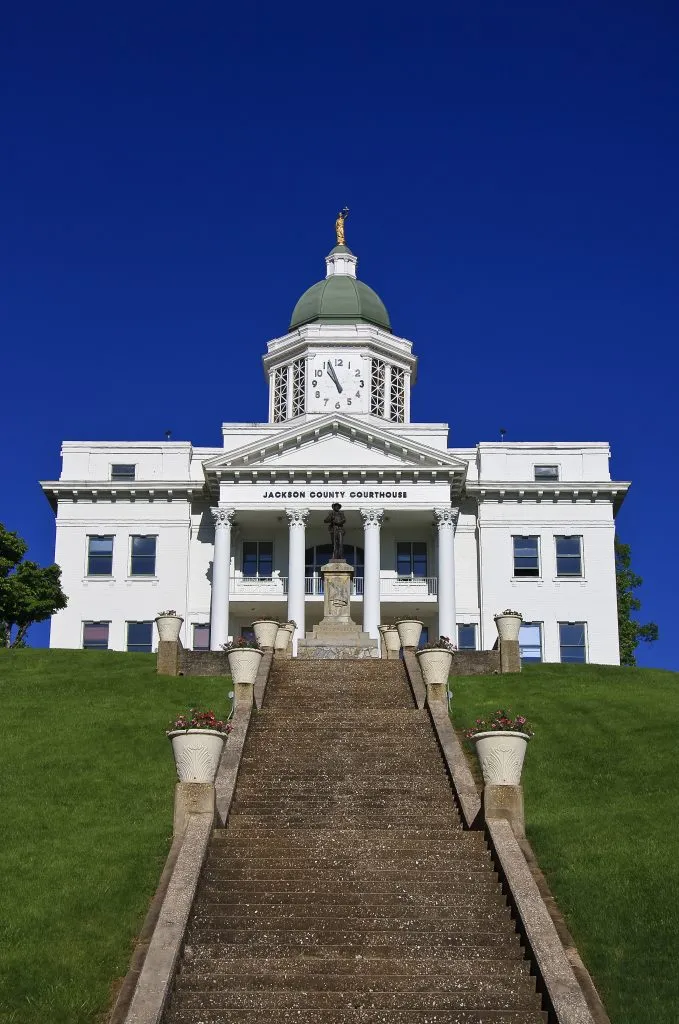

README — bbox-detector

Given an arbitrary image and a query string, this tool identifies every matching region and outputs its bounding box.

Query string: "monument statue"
[335,207,349,246]
[324,502,346,560]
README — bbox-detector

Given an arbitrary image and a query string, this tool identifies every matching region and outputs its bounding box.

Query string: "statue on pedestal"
[324,502,346,561]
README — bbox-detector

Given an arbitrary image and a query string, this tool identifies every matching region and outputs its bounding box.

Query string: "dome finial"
[335,207,350,246]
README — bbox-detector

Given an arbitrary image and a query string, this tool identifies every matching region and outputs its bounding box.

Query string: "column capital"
[285,508,310,527]
[360,507,384,527]
[433,506,460,531]
[211,506,236,529]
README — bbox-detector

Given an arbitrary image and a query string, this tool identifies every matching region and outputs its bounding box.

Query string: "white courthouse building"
[41,232,629,663]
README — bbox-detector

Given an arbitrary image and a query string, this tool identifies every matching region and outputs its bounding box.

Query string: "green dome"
[290,247,391,332]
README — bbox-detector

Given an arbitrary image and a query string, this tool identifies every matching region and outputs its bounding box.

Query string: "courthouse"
[41,217,629,662]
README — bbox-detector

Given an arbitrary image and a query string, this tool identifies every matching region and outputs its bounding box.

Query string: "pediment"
[202,414,467,496]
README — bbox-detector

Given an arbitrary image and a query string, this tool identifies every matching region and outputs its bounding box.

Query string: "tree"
[615,538,658,667]
[0,524,68,648]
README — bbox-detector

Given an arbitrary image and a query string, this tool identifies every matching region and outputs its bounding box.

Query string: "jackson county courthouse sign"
[41,217,629,661]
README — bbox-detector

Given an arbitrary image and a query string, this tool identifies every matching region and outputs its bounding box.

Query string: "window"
[193,624,210,650]
[559,622,587,663]
[87,536,113,575]
[457,624,477,650]
[242,541,273,578]
[519,622,542,663]
[534,465,559,481]
[390,366,405,422]
[305,544,364,593]
[556,536,582,577]
[111,464,136,480]
[273,365,287,422]
[291,358,306,417]
[418,626,430,648]
[397,541,427,578]
[513,536,540,578]
[127,621,153,653]
[130,536,157,576]
[83,622,109,649]
[370,358,385,417]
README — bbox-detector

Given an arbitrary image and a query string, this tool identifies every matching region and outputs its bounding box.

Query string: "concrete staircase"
[163,659,547,1023]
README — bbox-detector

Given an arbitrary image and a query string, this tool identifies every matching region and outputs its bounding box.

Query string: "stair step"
[205,852,490,870]
[172,988,542,1011]
[177,960,531,989]
[165,1007,546,1023]
[183,928,521,950]
[199,877,500,896]
[195,894,507,912]
[190,908,512,929]
[212,835,485,851]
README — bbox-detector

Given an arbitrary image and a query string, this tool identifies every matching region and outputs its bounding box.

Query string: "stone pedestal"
[173,782,215,836]
[483,783,525,839]
[297,559,379,659]
[499,639,521,674]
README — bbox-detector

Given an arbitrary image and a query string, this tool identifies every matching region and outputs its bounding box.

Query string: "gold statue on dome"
[335,207,350,245]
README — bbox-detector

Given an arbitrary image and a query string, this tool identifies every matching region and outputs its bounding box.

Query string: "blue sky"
[3,2,677,666]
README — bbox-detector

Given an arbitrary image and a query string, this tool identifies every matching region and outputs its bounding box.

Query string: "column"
[434,507,458,642]
[361,508,383,640]
[210,507,235,650]
[286,508,309,653]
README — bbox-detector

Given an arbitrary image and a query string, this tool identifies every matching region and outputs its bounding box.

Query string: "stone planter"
[274,622,295,651]
[471,730,530,785]
[379,625,401,654]
[494,614,522,643]
[415,647,453,687]
[396,619,424,649]
[155,614,183,643]
[226,647,263,685]
[167,729,226,782]
[251,619,279,649]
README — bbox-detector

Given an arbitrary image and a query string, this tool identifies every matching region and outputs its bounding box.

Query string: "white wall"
[477,498,619,664]
[51,499,192,650]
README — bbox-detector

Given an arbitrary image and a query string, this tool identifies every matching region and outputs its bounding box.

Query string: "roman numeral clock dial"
[309,353,369,413]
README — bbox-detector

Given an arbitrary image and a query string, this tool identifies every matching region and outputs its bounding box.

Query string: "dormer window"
[111,464,136,481]
[534,465,559,481]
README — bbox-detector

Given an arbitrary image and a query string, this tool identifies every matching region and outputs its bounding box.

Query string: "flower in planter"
[157,609,178,617]
[221,636,263,652]
[167,708,232,734]
[394,616,423,623]
[495,609,523,619]
[419,635,457,652]
[463,708,534,739]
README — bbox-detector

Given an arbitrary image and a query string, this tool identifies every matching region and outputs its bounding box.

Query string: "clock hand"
[327,364,343,393]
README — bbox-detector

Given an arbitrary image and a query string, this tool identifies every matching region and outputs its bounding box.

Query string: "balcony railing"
[229,575,438,599]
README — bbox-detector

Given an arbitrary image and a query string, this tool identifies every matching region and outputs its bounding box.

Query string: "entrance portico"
[207,499,461,652]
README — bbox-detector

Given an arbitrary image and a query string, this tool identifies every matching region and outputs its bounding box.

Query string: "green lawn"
[451,663,679,1024]
[0,649,231,1024]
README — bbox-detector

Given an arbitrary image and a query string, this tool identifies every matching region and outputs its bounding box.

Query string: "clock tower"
[263,234,417,425]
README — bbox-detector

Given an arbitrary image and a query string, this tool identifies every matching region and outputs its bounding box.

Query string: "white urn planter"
[226,647,263,685]
[494,614,522,643]
[379,625,401,654]
[471,731,530,785]
[274,622,295,651]
[155,614,183,643]
[167,729,226,782]
[251,619,279,649]
[415,647,453,686]
[396,619,424,649]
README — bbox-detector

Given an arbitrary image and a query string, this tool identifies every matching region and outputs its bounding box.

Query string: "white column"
[361,508,383,640]
[286,508,309,653]
[210,507,235,650]
[434,507,458,642]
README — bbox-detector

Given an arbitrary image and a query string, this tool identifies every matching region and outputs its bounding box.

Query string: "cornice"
[465,480,630,512]
[40,480,207,511]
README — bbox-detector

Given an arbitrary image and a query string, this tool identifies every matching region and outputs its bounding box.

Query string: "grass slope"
[452,663,679,1024]
[0,649,230,1024]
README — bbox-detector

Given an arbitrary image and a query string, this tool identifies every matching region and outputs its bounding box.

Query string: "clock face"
[308,352,369,413]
